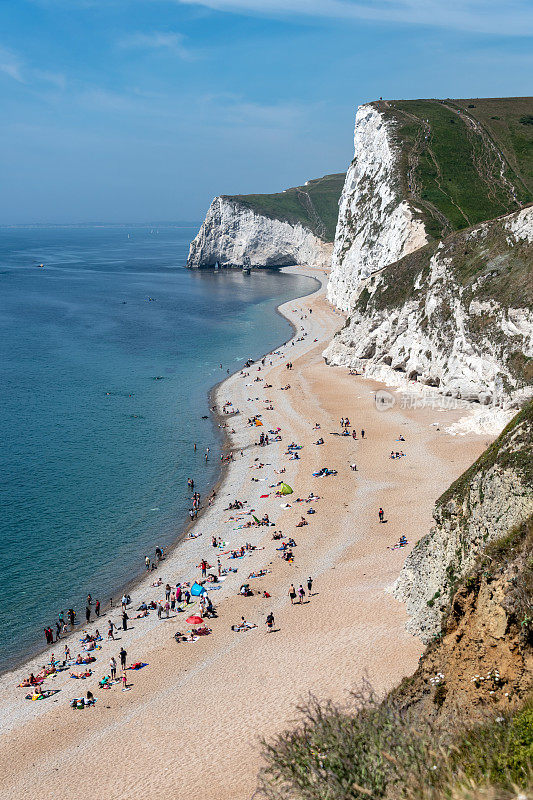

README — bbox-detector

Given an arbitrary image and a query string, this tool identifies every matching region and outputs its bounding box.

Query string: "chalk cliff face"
[324,206,533,410]
[392,402,533,644]
[186,196,332,269]
[327,104,427,312]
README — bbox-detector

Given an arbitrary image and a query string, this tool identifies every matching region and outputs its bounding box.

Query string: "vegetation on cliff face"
[374,97,533,240]
[438,399,533,508]
[223,173,345,243]
[258,515,533,800]
[333,205,533,393]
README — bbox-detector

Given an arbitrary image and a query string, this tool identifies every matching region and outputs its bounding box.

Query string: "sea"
[0,225,318,671]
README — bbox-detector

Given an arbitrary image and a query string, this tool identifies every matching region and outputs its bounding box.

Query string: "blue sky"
[1,0,532,224]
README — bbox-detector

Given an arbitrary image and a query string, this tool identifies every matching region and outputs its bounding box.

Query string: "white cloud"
[118,31,193,58]
[0,47,68,88]
[0,47,25,82]
[171,0,533,36]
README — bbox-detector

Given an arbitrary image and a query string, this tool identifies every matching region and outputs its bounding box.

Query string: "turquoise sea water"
[0,226,317,671]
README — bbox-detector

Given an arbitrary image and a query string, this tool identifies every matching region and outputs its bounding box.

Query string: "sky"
[0,0,532,224]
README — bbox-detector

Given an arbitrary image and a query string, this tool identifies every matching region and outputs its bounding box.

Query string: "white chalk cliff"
[324,205,533,410]
[327,104,427,312]
[187,196,332,269]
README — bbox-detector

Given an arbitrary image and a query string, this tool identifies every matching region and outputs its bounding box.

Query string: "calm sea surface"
[0,226,317,670]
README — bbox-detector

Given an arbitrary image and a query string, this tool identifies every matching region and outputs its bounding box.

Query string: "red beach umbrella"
[186,615,204,625]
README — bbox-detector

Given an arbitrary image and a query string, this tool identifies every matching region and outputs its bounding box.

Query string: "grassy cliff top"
[374,97,533,240]
[222,173,345,242]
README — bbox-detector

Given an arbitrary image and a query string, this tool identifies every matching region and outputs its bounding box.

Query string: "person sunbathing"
[296,517,308,527]
[315,438,324,445]
[231,617,256,632]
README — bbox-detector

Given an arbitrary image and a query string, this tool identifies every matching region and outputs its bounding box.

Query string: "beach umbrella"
[186,615,204,625]
[190,582,207,597]
[254,419,263,426]
[280,483,293,495]
[252,514,261,524]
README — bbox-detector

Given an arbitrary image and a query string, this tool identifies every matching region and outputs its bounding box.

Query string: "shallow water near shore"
[0,225,317,671]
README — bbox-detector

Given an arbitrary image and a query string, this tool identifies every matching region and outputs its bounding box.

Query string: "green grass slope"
[375,97,533,240]
[222,173,345,243]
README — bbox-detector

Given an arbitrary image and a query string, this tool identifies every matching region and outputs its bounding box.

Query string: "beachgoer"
[85,606,91,623]
[361,429,365,439]
[122,610,129,630]
[107,620,115,640]
[110,657,117,679]
[95,600,100,617]
[145,556,150,570]
[288,584,296,605]
[266,612,274,632]
[307,577,313,595]
[298,585,305,604]
[379,507,384,523]
[119,647,127,670]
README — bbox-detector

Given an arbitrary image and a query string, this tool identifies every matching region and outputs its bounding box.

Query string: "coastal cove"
[0,226,319,672]
[0,263,489,800]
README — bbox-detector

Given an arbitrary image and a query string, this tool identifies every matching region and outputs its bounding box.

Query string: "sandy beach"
[0,266,490,800]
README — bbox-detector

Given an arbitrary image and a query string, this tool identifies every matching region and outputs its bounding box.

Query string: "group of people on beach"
[25,293,408,723]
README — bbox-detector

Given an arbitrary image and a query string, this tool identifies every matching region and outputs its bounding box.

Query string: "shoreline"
[0,269,322,679]
[0,265,491,800]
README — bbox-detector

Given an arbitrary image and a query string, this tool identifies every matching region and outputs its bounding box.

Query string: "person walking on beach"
[145,555,150,570]
[110,656,117,680]
[217,558,222,577]
[87,593,92,607]
[379,507,384,523]
[85,605,91,623]
[201,559,208,578]
[266,612,275,633]
[361,429,365,439]
[95,599,100,617]
[107,620,115,640]
[122,610,129,631]
[119,647,127,670]
[157,602,162,619]
[64,644,71,662]
[298,585,305,604]
[307,577,313,596]
[288,584,296,604]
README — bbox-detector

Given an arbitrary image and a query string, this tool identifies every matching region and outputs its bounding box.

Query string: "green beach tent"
[280,483,293,495]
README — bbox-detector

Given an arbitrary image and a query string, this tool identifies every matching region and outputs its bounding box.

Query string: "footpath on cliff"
[0,266,490,800]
